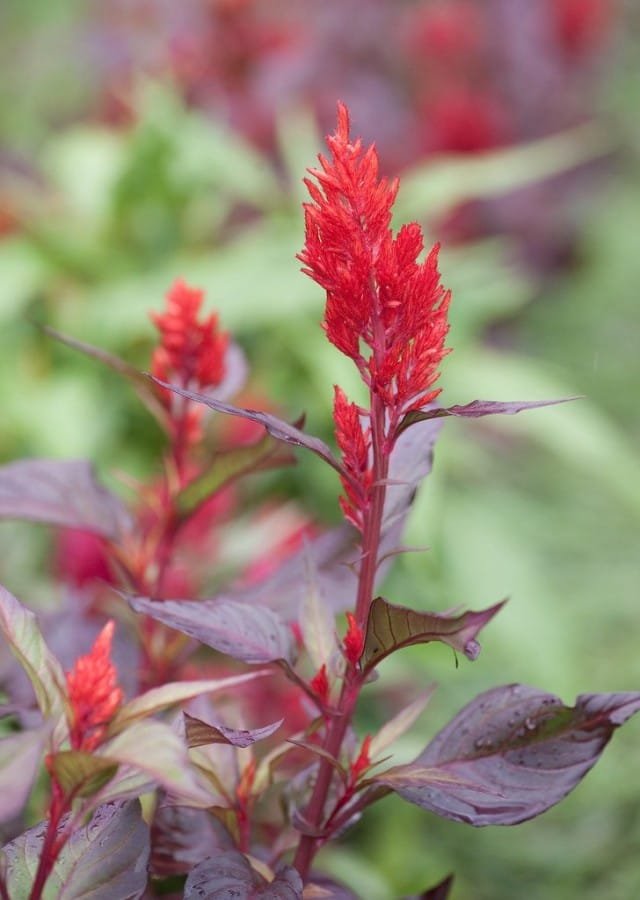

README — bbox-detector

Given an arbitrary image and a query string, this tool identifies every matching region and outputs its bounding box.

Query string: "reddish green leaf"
[50,752,118,799]
[0,585,68,723]
[184,850,302,899]
[129,596,294,665]
[369,689,436,759]
[184,712,283,749]
[176,435,292,518]
[1,801,149,899]
[0,459,131,540]
[361,597,505,672]
[374,686,640,826]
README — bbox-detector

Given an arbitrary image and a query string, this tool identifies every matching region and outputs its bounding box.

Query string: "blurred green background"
[1,2,639,898]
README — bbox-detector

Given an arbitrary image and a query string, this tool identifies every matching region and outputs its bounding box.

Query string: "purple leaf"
[184,850,302,899]
[0,801,149,899]
[361,597,506,673]
[150,801,233,877]
[374,685,640,826]
[184,712,283,749]
[129,595,294,665]
[396,398,575,437]
[415,873,454,900]
[0,726,50,825]
[150,376,346,478]
[0,459,132,540]
[217,419,444,623]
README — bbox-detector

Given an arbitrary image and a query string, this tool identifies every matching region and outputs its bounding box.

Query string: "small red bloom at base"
[350,735,372,783]
[66,621,123,752]
[310,664,330,705]
[343,612,364,665]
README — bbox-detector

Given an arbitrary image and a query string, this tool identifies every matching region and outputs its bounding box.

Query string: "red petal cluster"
[343,612,364,665]
[151,279,229,393]
[300,103,450,417]
[310,663,330,705]
[66,621,123,751]
[333,386,371,530]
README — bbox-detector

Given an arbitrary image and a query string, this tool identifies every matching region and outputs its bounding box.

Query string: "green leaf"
[49,752,118,799]
[109,671,269,735]
[299,548,336,671]
[1,800,149,899]
[0,585,68,724]
[361,597,506,673]
[368,689,436,760]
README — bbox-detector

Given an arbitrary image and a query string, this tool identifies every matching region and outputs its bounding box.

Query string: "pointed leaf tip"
[375,685,640,826]
[361,597,505,672]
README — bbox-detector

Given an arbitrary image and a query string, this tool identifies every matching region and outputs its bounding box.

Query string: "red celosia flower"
[350,734,372,783]
[343,612,364,665]
[66,621,123,752]
[310,663,330,705]
[333,387,372,530]
[300,103,450,420]
[151,279,229,393]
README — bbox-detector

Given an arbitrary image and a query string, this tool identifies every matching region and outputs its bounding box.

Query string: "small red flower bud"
[66,621,123,752]
[350,734,372,782]
[343,612,364,665]
[309,663,330,705]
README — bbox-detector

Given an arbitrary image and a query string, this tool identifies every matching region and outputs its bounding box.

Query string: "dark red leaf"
[150,801,233,877]
[361,597,505,672]
[129,596,294,665]
[184,849,302,898]
[0,459,131,541]
[374,685,640,826]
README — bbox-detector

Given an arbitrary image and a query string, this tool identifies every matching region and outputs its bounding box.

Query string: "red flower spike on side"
[151,279,229,393]
[66,621,123,752]
[310,664,330,705]
[343,612,364,665]
[300,102,451,427]
[350,735,372,783]
[333,386,372,530]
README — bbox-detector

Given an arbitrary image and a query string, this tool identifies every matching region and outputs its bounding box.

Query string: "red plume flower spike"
[66,620,123,752]
[300,104,450,526]
[343,612,365,665]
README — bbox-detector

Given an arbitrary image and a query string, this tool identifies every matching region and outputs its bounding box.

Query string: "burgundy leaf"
[150,801,233,877]
[361,597,506,673]
[415,873,454,900]
[150,376,346,478]
[0,459,131,541]
[129,596,294,665]
[1,800,149,899]
[374,685,640,826]
[184,849,302,899]
[396,398,575,437]
[184,712,283,748]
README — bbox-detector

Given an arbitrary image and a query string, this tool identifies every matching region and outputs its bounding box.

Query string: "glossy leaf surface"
[361,597,505,672]
[374,685,640,826]
[130,596,294,665]
[0,801,149,899]
[184,849,302,899]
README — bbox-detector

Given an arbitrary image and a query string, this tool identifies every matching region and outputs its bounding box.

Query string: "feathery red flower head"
[151,279,229,393]
[300,103,450,417]
[66,621,123,751]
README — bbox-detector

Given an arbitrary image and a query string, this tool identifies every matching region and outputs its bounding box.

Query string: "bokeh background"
[1,1,639,897]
